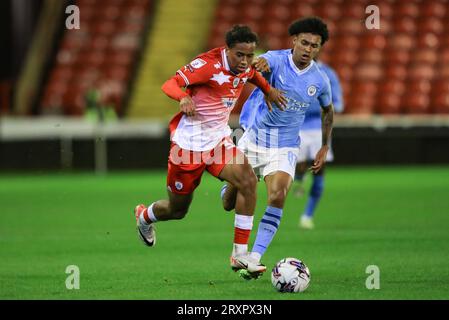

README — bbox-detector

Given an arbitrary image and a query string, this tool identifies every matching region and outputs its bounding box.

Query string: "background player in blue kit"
[294,59,344,230]
[221,17,334,278]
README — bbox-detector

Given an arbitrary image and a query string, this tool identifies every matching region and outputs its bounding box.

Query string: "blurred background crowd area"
[1,0,449,120]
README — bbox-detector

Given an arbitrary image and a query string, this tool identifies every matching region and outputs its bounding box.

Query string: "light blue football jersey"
[240,50,332,148]
[301,61,344,131]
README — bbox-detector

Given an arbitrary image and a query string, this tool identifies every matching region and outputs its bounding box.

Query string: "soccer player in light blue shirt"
[221,17,334,278]
[294,60,344,230]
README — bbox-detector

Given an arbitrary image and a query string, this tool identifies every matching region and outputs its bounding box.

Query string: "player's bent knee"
[222,197,236,211]
[268,189,288,208]
[170,208,188,220]
[239,174,257,194]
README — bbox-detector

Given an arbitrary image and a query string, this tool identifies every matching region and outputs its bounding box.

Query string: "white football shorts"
[237,133,299,179]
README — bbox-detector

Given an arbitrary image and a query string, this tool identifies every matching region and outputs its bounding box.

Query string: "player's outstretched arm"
[248,71,287,111]
[311,104,334,174]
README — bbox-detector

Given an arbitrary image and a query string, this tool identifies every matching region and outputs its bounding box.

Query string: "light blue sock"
[304,175,324,218]
[252,206,283,257]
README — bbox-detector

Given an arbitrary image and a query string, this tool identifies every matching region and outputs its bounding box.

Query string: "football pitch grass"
[1,166,449,300]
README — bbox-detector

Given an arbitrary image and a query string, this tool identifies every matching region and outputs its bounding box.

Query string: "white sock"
[139,203,157,225]
[232,214,253,256]
[234,214,253,230]
[232,244,248,257]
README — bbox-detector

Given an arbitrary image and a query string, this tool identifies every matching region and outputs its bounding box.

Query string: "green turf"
[1,166,449,299]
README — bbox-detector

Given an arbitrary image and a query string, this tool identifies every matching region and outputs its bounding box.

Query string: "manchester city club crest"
[307,85,317,96]
[233,78,240,88]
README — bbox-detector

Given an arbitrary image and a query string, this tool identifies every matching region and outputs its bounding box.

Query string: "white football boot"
[134,204,156,247]
[299,215,315,230]
[230,254,266,280]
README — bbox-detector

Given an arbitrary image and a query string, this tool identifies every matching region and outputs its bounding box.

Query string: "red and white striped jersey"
[169,47,267,151]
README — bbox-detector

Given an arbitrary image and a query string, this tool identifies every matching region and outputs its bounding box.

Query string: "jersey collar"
[221,48,230,71]
[288,52,315,76]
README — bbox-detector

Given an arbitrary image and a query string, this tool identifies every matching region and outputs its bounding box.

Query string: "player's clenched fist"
[180,96,196,117]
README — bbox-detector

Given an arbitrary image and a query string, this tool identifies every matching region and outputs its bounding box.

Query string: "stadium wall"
[1,116,449,171]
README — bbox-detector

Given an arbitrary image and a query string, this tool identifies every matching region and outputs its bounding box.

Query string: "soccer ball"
[271,257,311,293]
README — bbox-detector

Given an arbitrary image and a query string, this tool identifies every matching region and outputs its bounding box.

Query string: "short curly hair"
[225,25,259,48]
[288,17,329,45]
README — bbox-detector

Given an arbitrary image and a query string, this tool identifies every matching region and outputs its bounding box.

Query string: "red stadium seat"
[420,1,446,18]
[406,80,432,95]
[331,35,360,50]
[384,64,407,80]
[331,51,359,66]
[394,2,419,18]
[410,49,438,65]
[103,66,130,82]
[264,4,291,22]
[441,49,449,65]
[388,33,414,50]
[431,80,449,94]
[340,2,365,19]
[346,95,375,115]
[62,89,85,116]
[215,5,238,23]
[338,19,364,35]
[431,93,449,114]
[98,5,121,21]
[354,64,383,81]
[417,18,444,34]
[76,0,98,7]
[75,50,105,68]
[393,17,417,33]
[375,1,394,20]
[377,94,402,115]
[351,81,378,97]
[314,3,341,20]
[240,4,264,22]
[332,65,353,82]
[408,65,436,81]
[416,33,440,49]
[260,21,286,38]
[292,3,315,17]
[379,80,406,96]
[385,49,410,65]
[402,93,431,114]
[88,36,110,51]
[92,21,117,35]
[360,34,387,50]
[359,49,384,64]
[436,64,449,79]
[49,66,73,83]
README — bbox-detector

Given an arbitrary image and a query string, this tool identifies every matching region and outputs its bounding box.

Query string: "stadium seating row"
[40,0,152,116]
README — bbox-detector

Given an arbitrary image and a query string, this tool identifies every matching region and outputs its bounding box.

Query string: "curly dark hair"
[288,17,329,45]
[225,25,259,48]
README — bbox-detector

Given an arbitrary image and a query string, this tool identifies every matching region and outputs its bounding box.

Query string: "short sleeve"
[176,58,214,87]
[259,51,279,73]
[318,77,332,107]
[326,68,344,112]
